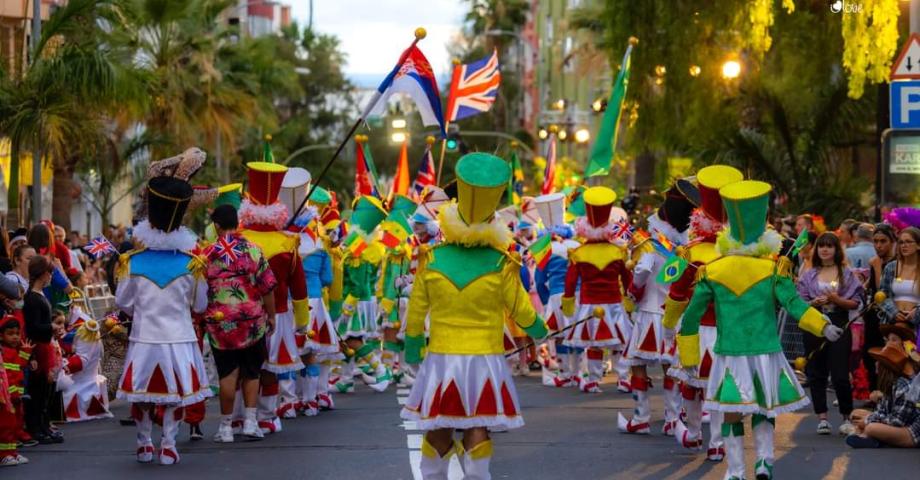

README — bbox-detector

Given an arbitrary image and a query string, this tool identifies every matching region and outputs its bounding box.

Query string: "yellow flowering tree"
[841,0,900,98]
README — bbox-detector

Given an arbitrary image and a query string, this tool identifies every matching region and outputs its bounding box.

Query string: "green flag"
[656,255,688,284]
[507,151,524,206]
[361,142,384,198]
[263,135,275,163]
[585,42,634,177]
[790,228,809,257]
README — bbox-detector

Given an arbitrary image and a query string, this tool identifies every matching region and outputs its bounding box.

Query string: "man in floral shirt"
[204,205,278,442]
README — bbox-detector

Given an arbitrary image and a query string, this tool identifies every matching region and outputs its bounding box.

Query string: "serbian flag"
[446,50,501,122]
[362,45,446,135]
[542,133,557,194]
[390,141,410,202]
[412,144,436,199]
[355,139,381,198]
[529,234,552,269]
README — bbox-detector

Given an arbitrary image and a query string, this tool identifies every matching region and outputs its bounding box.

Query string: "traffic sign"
[889,80,920,128]
[891,33,920,80]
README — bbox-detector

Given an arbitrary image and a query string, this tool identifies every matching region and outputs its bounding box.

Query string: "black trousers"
[25,377,53,435]
[804,309,853,417]
[862,308,885,391]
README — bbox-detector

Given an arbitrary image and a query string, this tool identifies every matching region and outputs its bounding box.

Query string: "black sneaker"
[846,435,881,449]
[19,439,38,448]
[119,416,135,426]
[189,424,203,441]
[33,433,54,445]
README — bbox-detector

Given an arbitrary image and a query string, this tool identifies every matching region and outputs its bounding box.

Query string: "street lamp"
[574,128,590,144]
[721,60,741,79]
[557,129,568,142]
[537,128,549,140]
[591,98,607,113]
[391,132,407,143]
[689,65,701,77]
[391,118,407,129]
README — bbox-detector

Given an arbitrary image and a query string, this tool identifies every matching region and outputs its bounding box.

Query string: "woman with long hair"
[879,227,920,334]
[864,223,898,390]
[22,255,63,444]
[797,232,864,435]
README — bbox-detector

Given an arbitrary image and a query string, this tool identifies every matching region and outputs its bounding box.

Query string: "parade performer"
[676,180,842,480]
[620,179,698,436]
[297,185,340,414]
[534,192,581,387]
[0,318,28,466]
[378,194,418,386]
[59,316,112,423]
[561,187,632,394]
[402,153,548,479]
[115,176,212,465]
[335,196,391,393]
[665,165,743,460]
[239,161,310,434]
[318,203,345,408]
[276,167,314,419]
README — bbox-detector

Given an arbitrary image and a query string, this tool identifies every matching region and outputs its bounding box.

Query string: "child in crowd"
[1,318,33,466]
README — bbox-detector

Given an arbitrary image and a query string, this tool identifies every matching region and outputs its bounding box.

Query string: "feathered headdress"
[884,207,920,232]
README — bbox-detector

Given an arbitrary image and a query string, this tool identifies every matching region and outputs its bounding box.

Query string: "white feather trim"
[715,228,783,257]
[647,213,687,245]
[437,203,512,250]
[575,217,616,241]
[690,209,722,239]
[239,199,289,230]
[131,220,197,251]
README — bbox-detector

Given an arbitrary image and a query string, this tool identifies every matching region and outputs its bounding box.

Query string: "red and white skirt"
[264,310,305,374]
[117,341,213,406]
[564,303,630,349]
[668,325,717,388]
[303,298,341,359]
[401,353,525,431]
[543,293,571,332]
[623,310,676,366]
[60,373,112,422]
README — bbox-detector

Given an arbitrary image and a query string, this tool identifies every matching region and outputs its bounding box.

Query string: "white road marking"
[399,385,463,480]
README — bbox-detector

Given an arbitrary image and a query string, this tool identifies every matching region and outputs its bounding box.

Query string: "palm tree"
[0,0,140,228]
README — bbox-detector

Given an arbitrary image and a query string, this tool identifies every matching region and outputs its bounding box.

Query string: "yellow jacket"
[405,244,545,355]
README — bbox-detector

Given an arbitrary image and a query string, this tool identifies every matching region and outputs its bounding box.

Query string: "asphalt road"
[8,372,916,479]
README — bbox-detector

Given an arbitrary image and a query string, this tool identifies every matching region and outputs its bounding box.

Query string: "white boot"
[459,440,493,480]
[708,410,725,461]
[159,406,181,465]
[257,383,281,434]
[722,421,745,480]
[419,437,453,480]
[662,376,681,436]
[133,405,155,463]
[753,414,774,480]
[618,376,650,434]
[612,352,631,393]
[583,348,605,393]
[278,376,298,419]
[301,366,320,416]
[674,419,702,449]
[681,385,704,450]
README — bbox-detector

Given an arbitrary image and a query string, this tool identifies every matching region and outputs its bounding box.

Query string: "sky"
[290,0,466,87]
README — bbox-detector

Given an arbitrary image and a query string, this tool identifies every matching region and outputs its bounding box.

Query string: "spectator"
[838,219,858,248]
[54,225,82,274]
[7,229,26,255]
[847,334,920,448]
[0,318,33,465]
[846,223,876,270]
[796,214,815,235]
[0,230,11,274]
[204,205,277,442]
[796,231,818,274]
[797,232,864,435]
[865,223,899,391]
[27,224,72,311]
[23,255,63,444]
[878,227,920,328]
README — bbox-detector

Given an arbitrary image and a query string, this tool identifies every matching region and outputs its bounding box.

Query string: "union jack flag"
[611,220,635,242]
[211,234,244,265]
[85,236,116,259]
[446,50,501,122]
[412,146,437,199]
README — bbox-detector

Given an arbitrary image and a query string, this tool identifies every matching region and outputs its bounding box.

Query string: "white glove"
[823,323,843,342]
[662,327,676,342]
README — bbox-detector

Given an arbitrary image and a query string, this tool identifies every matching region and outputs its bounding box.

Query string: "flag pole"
[287,27,428,228]
[436,59,461,186]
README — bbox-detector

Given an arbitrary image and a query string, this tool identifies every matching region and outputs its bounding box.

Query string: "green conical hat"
[719,180,771,245]
[455,153,511,224]
[389,194,417,217]
[308,186,332,206]
[214,183,243,209]
[349,195,387,233]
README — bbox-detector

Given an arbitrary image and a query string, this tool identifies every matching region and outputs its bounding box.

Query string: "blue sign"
[890,81,920,129]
